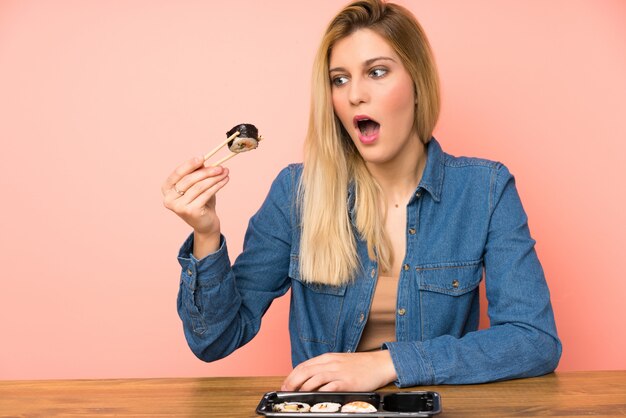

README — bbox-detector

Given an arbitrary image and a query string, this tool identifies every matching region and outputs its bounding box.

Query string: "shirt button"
[452,279,460,289]
[415,191,422,198]
[186,268,193,276]
[403,264,410,271]
[359,313,365,323]
[398,308,406,316]
[408,228,416,235]
[370,268,376,278]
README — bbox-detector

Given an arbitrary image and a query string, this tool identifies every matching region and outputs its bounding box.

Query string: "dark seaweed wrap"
[227,123,258,147]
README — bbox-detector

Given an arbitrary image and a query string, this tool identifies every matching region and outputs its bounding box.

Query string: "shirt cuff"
[383,341,436,387]
[177,233,231,287]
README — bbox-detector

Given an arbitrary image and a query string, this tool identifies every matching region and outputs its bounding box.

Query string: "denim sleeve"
[385,164,562,386]
[176,166,295,362]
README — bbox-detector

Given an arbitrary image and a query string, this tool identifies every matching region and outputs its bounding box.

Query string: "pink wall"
[1,0,624,380]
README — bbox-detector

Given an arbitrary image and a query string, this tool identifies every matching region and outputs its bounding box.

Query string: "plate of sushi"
[255,390,441,417]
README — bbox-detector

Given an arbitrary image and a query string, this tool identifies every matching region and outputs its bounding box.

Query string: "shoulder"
[274,163,303,185]
[442,150,503,172]
[267,163,303,198]
[439,147,512,184]
[425,138,512,193]
[429,139,515,207]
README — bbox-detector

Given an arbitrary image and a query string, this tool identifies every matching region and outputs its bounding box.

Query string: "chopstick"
[204,132,264,167]
[210,152,238,167]
[204,131,240,161]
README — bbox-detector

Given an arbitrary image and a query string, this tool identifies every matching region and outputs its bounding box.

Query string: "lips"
[353,115,380,144]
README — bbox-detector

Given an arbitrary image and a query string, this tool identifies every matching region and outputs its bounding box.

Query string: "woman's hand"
[162,156,230,257]
[281,351,397,392]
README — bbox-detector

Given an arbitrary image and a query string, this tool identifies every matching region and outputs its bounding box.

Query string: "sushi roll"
[226,123,260,153]
[310,402,342,412]
[272,401,311,412]
[340,401,377,413]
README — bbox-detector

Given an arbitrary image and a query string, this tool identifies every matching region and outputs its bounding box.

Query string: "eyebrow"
[329,56,396,73]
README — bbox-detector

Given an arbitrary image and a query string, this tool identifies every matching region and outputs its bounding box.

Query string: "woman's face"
[329,29,420,167]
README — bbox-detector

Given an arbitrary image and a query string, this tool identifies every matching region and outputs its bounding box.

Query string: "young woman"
[162,0,561,391]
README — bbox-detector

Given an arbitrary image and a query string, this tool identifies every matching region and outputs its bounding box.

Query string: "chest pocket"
[417,260,483,340]
[289,255,347,347]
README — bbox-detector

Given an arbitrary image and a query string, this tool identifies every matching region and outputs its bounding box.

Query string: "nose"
[348,77,369,106]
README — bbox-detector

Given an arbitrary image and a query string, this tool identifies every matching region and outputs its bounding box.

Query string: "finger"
[317,380,343,392]
[161,156,204,195]
[281,360,313,391]
[178,169,229,205]
[282,359,334,391]
[163,182,193,209]
[162,188,180,210]
[281,367,307,391]
[298,371,339,392]
[175,165,225,196]
[187,175,230,210]
[164,169,226,212]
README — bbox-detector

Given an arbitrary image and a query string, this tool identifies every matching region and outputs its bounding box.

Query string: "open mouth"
[355,117,380,136]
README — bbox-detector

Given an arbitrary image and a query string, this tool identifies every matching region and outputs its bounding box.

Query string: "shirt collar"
[417,137,444,202]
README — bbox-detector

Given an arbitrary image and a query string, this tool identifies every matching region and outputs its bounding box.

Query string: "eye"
[370,67,388,79]
[331,75,349,87]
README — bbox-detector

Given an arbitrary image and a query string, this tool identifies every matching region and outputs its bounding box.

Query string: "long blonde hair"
[299,0,440,285]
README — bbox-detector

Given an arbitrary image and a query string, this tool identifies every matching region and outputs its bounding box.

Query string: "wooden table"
[1,371,625,417]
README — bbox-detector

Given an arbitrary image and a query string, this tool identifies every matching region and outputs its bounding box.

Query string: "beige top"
[356,274,399,352]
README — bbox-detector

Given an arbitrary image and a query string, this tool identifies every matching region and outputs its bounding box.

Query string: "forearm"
[386,321,561,387]
[177,235,254,361]
[178,273,256,362]
[192,230,221,259]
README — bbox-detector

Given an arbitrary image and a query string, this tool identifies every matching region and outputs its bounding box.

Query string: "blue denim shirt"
[177,138,561,387]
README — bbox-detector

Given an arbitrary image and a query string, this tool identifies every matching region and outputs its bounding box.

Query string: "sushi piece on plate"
[310,402,342,412]
[272,401,311,412]
[340,400,377,413]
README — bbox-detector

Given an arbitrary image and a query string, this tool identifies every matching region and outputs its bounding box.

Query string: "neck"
[366,141,428,206]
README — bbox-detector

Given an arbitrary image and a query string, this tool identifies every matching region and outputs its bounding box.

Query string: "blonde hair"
[299,0,440,285]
